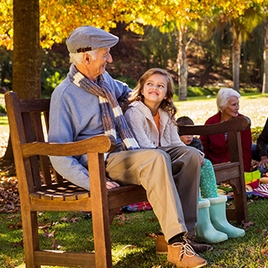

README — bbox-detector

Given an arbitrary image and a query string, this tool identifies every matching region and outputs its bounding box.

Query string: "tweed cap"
[66,26,119,53]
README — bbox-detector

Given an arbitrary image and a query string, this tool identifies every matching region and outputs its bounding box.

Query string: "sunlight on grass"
[0,198,268,267]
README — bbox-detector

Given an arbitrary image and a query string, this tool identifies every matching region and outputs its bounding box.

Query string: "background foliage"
[0,23,266,97]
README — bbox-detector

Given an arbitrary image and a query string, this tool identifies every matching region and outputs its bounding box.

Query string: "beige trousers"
[106,146,200,241]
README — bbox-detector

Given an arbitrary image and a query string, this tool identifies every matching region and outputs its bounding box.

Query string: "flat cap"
[66,26,119,53]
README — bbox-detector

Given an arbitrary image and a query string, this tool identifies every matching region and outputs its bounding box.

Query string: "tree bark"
[177,26,188,101]
[199,62,213,87]
[13,0,41,99]
[231,28,241,92]
[262,20,268,94]
[1,0,40,164]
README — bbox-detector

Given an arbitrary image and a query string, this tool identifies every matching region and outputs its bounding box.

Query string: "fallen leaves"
[8,221,22,230]
[0,176,20,213]
[114,213,130,226]
[261,229,268,258]
[37,214,82,250]
[242,220,254,230]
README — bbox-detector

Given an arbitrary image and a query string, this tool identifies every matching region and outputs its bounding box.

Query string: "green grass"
[0,199,267,267]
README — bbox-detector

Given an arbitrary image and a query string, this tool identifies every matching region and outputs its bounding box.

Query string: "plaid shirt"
[189,137,204,152]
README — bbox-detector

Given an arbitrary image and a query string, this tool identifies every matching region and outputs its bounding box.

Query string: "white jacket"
[124,101,185,148]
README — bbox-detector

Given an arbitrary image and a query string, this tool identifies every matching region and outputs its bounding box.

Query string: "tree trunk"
[13,0,41,99]
[177,26,188,101]
[262,20,268,94]
[240,43,250,84]
[199,62,213,87]
[231,28,241,92]
[1,0,40,164]
[1,137,14,164]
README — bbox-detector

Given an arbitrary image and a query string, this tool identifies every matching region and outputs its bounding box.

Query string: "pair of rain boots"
[195,195,245,243]
[156,195,245,255]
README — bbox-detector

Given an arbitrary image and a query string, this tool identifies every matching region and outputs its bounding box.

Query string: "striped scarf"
[68,64,140,150]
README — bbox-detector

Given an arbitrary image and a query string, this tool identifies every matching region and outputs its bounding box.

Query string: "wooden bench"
[179,116,251,224]
[5,91,147,268]
[5,91,250,267]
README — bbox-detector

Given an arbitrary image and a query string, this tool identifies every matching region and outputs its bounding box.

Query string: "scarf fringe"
[68,64,140,150]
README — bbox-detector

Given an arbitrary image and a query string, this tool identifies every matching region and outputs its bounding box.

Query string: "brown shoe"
[167,241,207,268]
[156,233,212,254]
[156,233,168,254]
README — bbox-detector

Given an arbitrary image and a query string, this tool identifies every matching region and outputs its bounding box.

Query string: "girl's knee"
[153,149,171,163]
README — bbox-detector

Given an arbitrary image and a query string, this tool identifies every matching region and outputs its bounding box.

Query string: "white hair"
[216,88,241,112]
[69,49,99,64]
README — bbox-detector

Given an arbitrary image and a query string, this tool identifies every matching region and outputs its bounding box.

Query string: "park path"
[176,96,268,128]
[0,95,8,157]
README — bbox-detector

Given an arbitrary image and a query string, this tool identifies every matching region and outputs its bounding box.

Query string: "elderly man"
[48,25,208,268]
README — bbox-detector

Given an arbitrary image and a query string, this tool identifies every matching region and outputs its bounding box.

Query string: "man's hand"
[106,178,120,189]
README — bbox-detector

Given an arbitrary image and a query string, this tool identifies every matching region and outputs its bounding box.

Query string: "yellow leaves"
[0,0,13,49]
[0,0,267,49]
[126,23,144,35]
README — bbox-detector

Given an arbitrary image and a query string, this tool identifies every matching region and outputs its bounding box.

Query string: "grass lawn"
[0,199,267,267]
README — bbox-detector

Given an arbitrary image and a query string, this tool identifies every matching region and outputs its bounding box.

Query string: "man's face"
[88,48,113,80]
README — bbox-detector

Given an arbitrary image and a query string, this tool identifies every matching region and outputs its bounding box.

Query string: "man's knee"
[139,149,172,170]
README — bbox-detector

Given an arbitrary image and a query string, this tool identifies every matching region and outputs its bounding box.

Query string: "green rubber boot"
[208,195,245,238]
[196,199,228,243]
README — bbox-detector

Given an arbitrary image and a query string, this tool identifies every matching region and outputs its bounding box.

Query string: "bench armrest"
[21,135,116,157]
[179,116,251,136]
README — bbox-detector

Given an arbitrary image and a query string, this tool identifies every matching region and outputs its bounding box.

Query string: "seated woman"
[199,87,252,172]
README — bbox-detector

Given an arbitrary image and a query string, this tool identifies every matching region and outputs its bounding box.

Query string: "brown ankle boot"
[167,241,207,268]
[156,233,168,254]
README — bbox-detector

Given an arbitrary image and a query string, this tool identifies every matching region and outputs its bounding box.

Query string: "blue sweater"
[48,70,131,190]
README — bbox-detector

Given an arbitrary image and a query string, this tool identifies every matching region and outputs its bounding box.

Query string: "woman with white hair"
[200,87,252,172]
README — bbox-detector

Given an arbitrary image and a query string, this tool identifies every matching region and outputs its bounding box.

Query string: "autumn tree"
[2,0,268,98]
[214,5,265,91]
[0,0,149,163]
[0,0,40,163]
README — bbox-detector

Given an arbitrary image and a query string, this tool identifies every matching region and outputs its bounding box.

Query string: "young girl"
[125,68,244,246]
[125,68,211,254]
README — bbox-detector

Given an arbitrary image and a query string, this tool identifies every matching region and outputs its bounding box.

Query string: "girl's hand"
[199,151,205,166]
